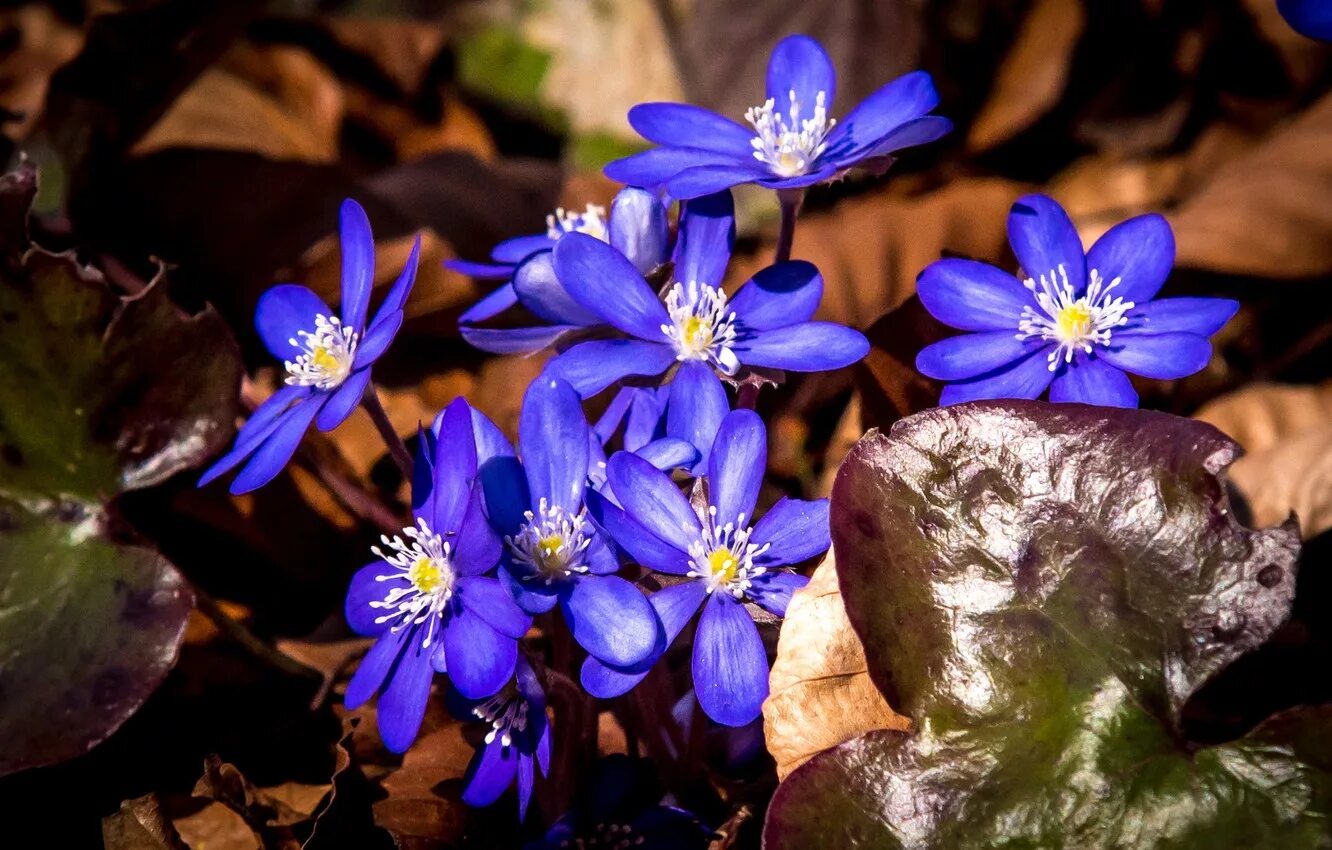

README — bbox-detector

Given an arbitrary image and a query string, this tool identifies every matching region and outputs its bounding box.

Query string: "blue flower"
[915,194,1239,408]
[604,35,951,199]
[1279,0,1332,41]
[457,189,669,354]
[546,190,869,397]
[526,756,712,850]
[344,397,531,753]
[583,409,822,726]
[456,655,551,820]
[475,376,662,669]
[200,199,420,494]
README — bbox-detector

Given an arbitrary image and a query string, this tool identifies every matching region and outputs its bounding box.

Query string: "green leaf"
[766,401,1332,849]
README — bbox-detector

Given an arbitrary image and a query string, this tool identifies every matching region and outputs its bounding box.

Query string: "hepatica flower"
[458,189,668,354]
[916,194,1239,408]
[456,655,551,819]
[547,190,868,396]
[585,410,824,726]
[200,199,419,494]
[604,35,951,199]
[344,397,531,752]
[477,376,660,670]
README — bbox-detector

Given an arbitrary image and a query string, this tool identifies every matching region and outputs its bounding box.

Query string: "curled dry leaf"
[763,549,909,780]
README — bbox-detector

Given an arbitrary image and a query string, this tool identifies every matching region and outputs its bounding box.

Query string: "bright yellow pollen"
[708,547,739,585]
[682,315,711,348]
[1055,303,1093,341]
[310,345,340,370]
[538,534,566,571]
[408,556,443,594]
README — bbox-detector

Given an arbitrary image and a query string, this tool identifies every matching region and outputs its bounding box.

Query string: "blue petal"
[580,580,708,698]
[1280,0,1332,40]
[428,398,477,533]
[666,361,728,474]
[916,259,1032,331]
[859,115,954,160]
[460,281,518,323]
[198,385,310,487]
[727,261,822,331]
[367,234,420,326]
[344,627,407,709]
[628,102,755,153]
[512,252,601,325]
[472,410,528,538]
[453,485,503,575]
[610,187,670,275]
[353,311,402,368]
[461,324,579,355]
[339,199,375,330]
[458,575,532,640]
[1048,357,1138,408]
[624,386,668,451]
[824,70,938,160]
[545,340,677,397]
[734,322,869,371]
[586,490,693,575]
[938,346,1057,405]
[916,332,1044,381]
[584,533,621,576]
[747,570,810,617]
[315,368,371,431]
[604,146,749,190]
[593,387,637,445]
[1123,297,1238,337]
[230,398,322,494]
[750,498,830,566]
[345,562,402,636]
[606,451,703,553]
[1007,194,1086,290]
[637,438,701,475]
[692,594,768,726]
[519,376,590,511]
[491,234,556,265]
[462,740,519,807]
[766,34,836,113]
[1098,332,1212,380]
[447,259,514,281]
[665,164,772,201]
[1085,213,1174,304]
[562,574,659,666]
[255,284,332,361]
[440,606,517,698]
[500,564,561,614]
[708,409,765,527]
[758,164,839,189]
[517,754,535,820]
[673,191,735,287]
[553,233,669,339]
[377,642,435,753]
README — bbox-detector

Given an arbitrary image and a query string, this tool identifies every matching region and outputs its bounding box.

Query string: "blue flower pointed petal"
[460,281,519,323]
[458,575,532,640]
[692,593,768,726]
[353,312,402,368]
[606,451,703,552]
[735,321,869,371]
[500,564,561,615]
[610,187,670,275]
[727,261,823,331]
[369,233,420,324]
[230,397,322,494]
[916,331,1044,381]
[637,437,700,475]
[580,581,708,698]
[707,409,766,527]
[628,102,754,152]
[338,199,376,330]
[491,233,556,265]
[563,574,659,667]
[1099,331,1212,380]
[463,739,520,807]
[315,368,371,431]
[1007,194,1087,291]
[512,252,601,325]
[938,347,1057,405]
[476,456,529,540]
[766,34,837,113]
[1048,357,1138,408]
[345,629,403,709]
[604,146,749,190]
[461,324,579,355]
[441,606,517,698]
[593,387,637,445]
[584,534,621,576]
[536,723,552,776]
[666,163,772,200]
[750,497,830,566]
[859,114,954,160]
[519,376,590,511]
[1125,297,1239,337]
[748,570,810,617]
[447,258,514,281]
[199,392,299,487]
[624,387,668,451]
[255,284,333,361]
[429,398,478,532]
[667,361,728,473]
[1279,0,1332,41]
[553,233,669,339]
[346,562,404,636]
[824,70,939,160]
[1086,212,1174,304]
[377,643,435,753]
[546,340,677,397]
[452,486,503,576]
[673,191,736,287]
[517,753,535,820]
[586,490,693,575]
[916,258,1032,331]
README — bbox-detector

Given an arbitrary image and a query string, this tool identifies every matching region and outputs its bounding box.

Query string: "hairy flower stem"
[544,616,598,815]
[297,448,402,535]
[774,188,804,264]
[195,588,321,681]
[737,383,761,410]
[361,386,414,479]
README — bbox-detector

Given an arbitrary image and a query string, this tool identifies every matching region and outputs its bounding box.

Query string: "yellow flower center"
[682,315,712,349]
[1055,302,1094,343]
[408,556,445,594]
[309,345,339,371]
[537,534,567,572]
[707,547,739,585]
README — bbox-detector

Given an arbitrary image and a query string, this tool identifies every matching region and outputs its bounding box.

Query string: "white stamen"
[546,204,609,242]
[661,281,740,375]
[472,686,529,748]
[506,497,593,585]
[686,507,771,599]
[368,518,455,648]
[745,89,835,178]
[284,313,357,390]
[1016,265,1135,371]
